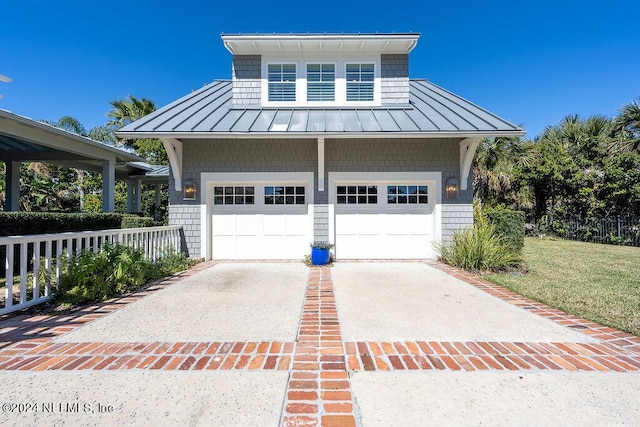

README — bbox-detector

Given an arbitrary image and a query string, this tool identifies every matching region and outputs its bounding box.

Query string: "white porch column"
[5,161,20,211]
[126,180,134,213]
[317,138,325,191]
[101,158,115,212]
[133,179,142,213]
[154,183,161,220]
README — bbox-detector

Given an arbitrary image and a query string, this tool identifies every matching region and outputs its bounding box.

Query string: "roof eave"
[221,33,420,55]
[0,110,144,163]
[116,130,525,140]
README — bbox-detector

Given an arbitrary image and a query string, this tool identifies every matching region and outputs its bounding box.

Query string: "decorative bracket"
[459,138,480,191]
[162,138,183,191]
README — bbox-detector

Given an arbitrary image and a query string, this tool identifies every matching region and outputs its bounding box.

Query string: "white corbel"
[318,138,325,191]
[459,137,480,191]
[162,138,183,191]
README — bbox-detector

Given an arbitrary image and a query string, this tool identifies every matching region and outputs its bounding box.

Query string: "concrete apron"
[1,262,638,426]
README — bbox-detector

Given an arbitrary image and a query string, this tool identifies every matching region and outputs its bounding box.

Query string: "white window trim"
[261,55,381,107]
[344,62,378,105]
[306,62,337,103]
[264,62,299,104]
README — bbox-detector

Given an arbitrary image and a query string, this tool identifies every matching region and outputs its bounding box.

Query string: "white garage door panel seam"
[329,172,441,260]
[202,172,314,260]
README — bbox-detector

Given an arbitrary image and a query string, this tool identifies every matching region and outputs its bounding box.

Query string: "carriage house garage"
[118,33,523,260]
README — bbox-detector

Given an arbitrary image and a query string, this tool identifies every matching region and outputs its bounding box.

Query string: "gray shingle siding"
[172,137,473,256]
[441,204,474,242]
[381,54,409,105]
[232,55,261,106]
[168,204,201,257]
[323,138,472,204]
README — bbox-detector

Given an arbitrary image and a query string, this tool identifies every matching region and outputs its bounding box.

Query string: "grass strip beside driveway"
[485,237,640,336]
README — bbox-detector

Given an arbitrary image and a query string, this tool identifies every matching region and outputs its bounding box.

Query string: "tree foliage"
[474,96,640,224]
[1,95,167,219]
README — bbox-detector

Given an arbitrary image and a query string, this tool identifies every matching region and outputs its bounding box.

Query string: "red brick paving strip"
[281,266,357,427]
[427,260,640,354]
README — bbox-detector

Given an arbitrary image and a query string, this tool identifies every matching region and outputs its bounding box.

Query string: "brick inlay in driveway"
[281,266,357,427]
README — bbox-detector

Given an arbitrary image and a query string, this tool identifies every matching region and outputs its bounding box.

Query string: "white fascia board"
[118,130,525,140]
[221,34,420,54]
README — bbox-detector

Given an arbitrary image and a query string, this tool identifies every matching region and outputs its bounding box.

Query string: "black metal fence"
[532,215,640,247]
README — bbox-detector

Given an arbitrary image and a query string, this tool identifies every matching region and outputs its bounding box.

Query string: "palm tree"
[613,97,640,152]
[473,136,533,209]
[107,96,166,163]
[107,96,156,133]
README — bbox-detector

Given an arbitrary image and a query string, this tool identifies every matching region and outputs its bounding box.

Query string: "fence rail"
[538,215,640,247]
[1,226,183,315]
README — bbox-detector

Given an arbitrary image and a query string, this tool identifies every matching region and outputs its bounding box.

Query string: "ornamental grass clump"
[437,215,521,272]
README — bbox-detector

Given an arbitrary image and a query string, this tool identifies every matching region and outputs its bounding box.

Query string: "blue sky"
[1,0,638,139]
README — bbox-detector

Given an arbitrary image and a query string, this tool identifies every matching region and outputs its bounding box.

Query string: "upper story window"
[346,63,374,101]
[268,64,296,102]
[307,64,335,102]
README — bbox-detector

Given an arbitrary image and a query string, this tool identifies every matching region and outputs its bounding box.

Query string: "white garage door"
[334,182,435,259]
[211,183,311,259]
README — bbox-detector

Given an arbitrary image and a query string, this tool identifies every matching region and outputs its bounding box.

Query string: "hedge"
[483,206,525,254]
[121,216,158,229]
[0,212,125,236]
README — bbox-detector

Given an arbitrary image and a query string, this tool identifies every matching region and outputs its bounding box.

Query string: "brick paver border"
[1,259,640,427]
[427,260,640,353]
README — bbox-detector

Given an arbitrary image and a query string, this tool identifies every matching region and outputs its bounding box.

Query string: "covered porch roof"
[0,109,168,212]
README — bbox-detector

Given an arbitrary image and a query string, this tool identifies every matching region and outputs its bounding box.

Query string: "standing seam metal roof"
[118,80,522,136]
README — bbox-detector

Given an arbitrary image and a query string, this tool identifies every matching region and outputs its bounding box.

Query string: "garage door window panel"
[336,185,377,204]
[387,185,428,204]
[214,186,255,205]
[264,186,306,205]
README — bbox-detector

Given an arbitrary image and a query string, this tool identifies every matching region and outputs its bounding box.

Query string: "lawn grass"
[485,237,640,337]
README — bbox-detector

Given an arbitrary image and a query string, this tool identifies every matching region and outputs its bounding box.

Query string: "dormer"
[222,33,419,108]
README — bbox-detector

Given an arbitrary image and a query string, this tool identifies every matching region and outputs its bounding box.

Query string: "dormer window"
[307,64,335,102]
[261,58,382,106]
[268,64,296,101]
[346,63,375,101]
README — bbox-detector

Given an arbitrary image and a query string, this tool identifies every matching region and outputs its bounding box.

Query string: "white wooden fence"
[0,226,183,315]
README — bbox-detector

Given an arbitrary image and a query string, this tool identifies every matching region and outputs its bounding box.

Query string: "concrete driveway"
[1,261,638,426]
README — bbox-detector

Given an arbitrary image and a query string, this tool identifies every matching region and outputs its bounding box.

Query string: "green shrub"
[57,244,156,305]
[437,215,521,272]
[483,206,525,253]
[56,245,195,305]
[156,250,197,276]
[121,216,158,229]
[0,212,124,236]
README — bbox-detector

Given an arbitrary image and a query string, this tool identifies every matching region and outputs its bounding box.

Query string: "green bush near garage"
[482,206,525,254]
[437,214,521,272]
[120,215,159,228]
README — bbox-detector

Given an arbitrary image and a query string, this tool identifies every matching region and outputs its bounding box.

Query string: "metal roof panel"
[118,79,522,137]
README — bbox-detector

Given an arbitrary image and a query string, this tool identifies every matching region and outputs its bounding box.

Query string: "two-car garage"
[204,171,440,260]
